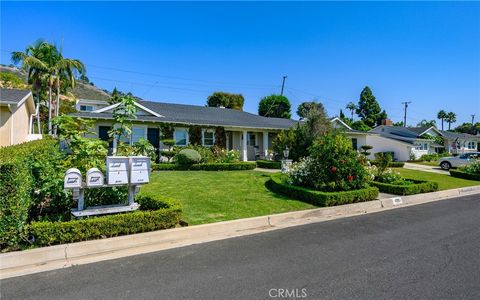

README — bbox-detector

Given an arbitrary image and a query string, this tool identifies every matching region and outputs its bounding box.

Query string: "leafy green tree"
[296,101,323,120]
[346,102,357,120]
[454,122,480,135]
[355,86,386,127]
[108,95,137,153]
[417,119,436,127]
[350,120,372,132]
[0,72,28,89]
[360,145,373,157]
[258,94,291,119]
[446,112,457,130]
[339,109,346,120]
[437,110,448,130]
[207,92,244,110]
[393,121,404,127]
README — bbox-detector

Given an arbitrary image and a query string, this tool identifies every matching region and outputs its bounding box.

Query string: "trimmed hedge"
[370,161,405,168]
[27,192,182,247]
[266,173,379,206]
[370,179,438,195]
[256,160,281,169]
[152,162,256,171]
[449,169,480,181]
[0,162,33,249]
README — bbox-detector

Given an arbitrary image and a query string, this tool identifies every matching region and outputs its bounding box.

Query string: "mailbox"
[129,156,150,184]
[106,156,129,185]
[64,168,82,189]
[86,168,104,187]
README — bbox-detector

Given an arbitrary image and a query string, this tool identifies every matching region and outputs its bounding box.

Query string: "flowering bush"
[286,134,369,192]
[462,160,480,175]
[375,169,411,185]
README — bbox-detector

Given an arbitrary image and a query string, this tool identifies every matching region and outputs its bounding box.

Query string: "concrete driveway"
[404,162,448,174]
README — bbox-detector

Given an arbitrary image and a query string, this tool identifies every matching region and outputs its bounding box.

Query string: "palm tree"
[346,102,357,120]
[11,39,52,133]
[446,112,457,130]
[437,110,447,131]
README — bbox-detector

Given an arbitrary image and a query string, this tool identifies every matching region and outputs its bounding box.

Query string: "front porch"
[226,130,277,161]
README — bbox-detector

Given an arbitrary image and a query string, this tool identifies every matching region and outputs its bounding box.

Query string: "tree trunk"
[441,119,444,131]
[48,85,52,135]
[36,89,41,134]
[54,77,60,136]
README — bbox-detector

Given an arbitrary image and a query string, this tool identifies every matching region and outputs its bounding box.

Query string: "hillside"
[0,65,111,101]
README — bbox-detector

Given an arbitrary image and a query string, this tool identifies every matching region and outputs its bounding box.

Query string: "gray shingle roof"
[440,130,480,140]
[0,88,31,104]
[70,100,299,130]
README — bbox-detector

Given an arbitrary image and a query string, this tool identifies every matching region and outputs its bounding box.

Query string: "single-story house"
[332,118,414,161]
[369,125,444,159]
[440,130,480,154]
[70,99,298,161]
[0,88,41,147]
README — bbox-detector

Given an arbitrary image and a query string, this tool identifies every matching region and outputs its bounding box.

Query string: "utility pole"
[402,101,412,127]
[471,114,475,125]
[280,75,287,96]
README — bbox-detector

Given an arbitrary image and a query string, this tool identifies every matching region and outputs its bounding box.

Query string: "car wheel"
[440,161,451,170]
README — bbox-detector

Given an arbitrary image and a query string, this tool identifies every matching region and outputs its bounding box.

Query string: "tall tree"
[11,39,52,133]
[339,109,346,120]
[207,92,244,110]
[355,86,385,127]
[437,110,448,131]
[346,102,357,120]
[445,112,457,130]
[417,119,436,127]
[108,95,137,154]
[258,94,291,119]
[297,101,324,120]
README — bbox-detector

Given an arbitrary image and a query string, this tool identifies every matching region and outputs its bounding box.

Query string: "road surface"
[2,194,480,299]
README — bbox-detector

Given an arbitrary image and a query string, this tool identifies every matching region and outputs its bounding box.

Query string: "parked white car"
[439,152,480,170]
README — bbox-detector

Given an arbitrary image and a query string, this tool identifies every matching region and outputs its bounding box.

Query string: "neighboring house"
[440,130,480,154]
[0,88,41,147]
[70,99,298,161]
[332,118,414,161]
[369,125,444,159]
[76,98,111,112]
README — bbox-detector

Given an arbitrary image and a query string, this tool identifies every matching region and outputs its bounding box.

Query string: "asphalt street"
[2,194,480,300]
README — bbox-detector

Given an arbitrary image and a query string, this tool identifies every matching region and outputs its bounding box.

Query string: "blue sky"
[1,2,479,125]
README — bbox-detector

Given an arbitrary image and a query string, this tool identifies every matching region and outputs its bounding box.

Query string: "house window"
[466,141,476,150]
[203,130,215,147]
[174,128,188,146]
[415,143,428,150]
[80,105,94,112]
[131,126,146,144]
[351,138,358,150]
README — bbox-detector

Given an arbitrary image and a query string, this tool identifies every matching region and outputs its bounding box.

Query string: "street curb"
[2,185,480,279]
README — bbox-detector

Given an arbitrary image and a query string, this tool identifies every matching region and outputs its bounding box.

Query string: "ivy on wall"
[189,126,202,145]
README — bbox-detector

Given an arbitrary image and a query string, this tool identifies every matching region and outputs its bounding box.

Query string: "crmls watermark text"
[269,288,307,298]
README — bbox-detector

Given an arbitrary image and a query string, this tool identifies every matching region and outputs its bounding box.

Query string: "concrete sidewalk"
[404,162,448,174]
[2,185,479,279]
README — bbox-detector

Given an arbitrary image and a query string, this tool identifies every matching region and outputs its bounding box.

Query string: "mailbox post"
[64,168,84,211]
[64,157,151,217]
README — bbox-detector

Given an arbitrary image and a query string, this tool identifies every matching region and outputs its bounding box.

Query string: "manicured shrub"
[27,193,182,247]
[175,149,202,166]
[289,134,369,192]
[266,173,379,206]
[370,161,405,168]
[256,160,282,169]
[419,154,439,162]
[370,180,438,195]
[0,139,70,220]
[152,162,256,171]
[449,169,480,181]
[0,162,33,250]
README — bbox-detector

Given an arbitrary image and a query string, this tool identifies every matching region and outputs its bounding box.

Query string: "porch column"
[242,130,248,161]
[263,131,269,158]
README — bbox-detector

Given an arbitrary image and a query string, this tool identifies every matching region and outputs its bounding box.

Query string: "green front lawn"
[394,168,480,190]
[410,161,439,167]
[142,171,315,225]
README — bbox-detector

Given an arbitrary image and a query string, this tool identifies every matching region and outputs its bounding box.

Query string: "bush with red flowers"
[288,133,369,192]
